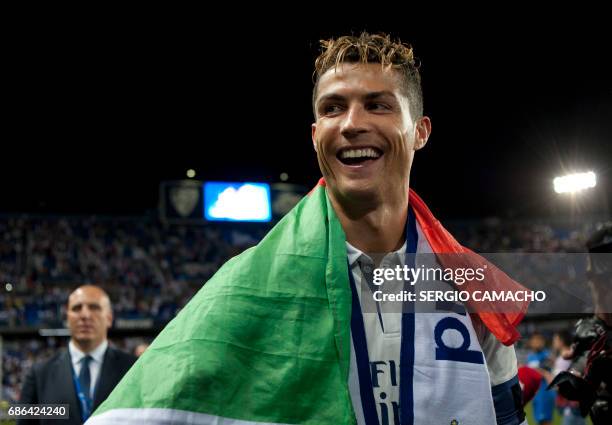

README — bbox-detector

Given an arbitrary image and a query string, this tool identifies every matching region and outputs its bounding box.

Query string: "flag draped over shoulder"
[87,181,529,425]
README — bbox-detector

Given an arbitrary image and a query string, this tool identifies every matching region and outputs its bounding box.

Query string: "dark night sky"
[3,13,611,219]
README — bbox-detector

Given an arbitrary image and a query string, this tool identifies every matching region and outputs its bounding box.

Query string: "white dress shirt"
[69,340,108,397]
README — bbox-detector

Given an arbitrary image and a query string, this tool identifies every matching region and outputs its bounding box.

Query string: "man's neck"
[330,191,408,256]
[71,339,105,354]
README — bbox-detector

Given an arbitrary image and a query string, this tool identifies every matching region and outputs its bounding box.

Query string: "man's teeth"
[340,148,381,159]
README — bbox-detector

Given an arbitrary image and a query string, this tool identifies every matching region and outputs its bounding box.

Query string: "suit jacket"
[17,345,137,425]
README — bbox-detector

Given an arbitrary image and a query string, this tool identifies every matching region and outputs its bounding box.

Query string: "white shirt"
[69,340,108,397]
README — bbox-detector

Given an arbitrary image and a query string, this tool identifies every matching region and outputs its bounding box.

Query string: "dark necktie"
[78,355,92,401]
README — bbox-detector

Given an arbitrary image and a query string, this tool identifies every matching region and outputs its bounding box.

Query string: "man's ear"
[414,116,432,150]
[106,309,114,328]
[311,123,318,153]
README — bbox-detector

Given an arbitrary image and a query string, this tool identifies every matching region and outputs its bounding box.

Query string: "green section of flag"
[94,186,356,424]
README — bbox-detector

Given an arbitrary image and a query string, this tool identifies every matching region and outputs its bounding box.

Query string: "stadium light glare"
[186,169,196,179]
[553,171,597,194]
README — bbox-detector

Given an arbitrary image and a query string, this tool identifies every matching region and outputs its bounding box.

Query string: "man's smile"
[336,146,383,167]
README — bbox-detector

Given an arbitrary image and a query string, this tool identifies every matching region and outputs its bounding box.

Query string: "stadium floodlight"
[553,171,597,194]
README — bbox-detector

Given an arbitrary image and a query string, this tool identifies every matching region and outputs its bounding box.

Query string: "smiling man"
[88,33,529,425]
[19,285,136,425]
[309,34,527,425]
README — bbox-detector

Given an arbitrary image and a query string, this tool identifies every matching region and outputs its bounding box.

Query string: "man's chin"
[330,179,381,205]
[73,335,94,344]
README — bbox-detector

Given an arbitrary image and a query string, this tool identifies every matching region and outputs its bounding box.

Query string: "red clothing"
[518,365,543,406]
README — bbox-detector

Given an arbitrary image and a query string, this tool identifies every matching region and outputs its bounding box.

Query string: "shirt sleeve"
[476,321,526,424]
[476,320,519,386]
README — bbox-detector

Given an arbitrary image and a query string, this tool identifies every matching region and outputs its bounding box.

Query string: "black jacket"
[18,345,136,425]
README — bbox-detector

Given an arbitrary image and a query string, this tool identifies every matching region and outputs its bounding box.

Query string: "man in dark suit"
[18,285,137,424]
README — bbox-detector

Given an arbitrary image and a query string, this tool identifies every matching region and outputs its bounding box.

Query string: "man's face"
[67,286,113,349]
[529,335,545,352]
[312,63,430,206]
[552,335,563,351]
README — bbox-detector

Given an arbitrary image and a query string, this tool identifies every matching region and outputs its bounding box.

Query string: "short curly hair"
[312,32,423,119]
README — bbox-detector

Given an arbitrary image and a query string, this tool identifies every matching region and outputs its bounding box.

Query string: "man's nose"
[340,104,369,140]
[80,306,92,318]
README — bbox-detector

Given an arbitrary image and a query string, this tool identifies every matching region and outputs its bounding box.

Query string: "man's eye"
[368,103,390,111]
[323,104,343,114]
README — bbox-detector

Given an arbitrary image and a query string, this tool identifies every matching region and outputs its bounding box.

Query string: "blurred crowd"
[514,330,588,424]
[446,217,594,253]
[0,216,265,328]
